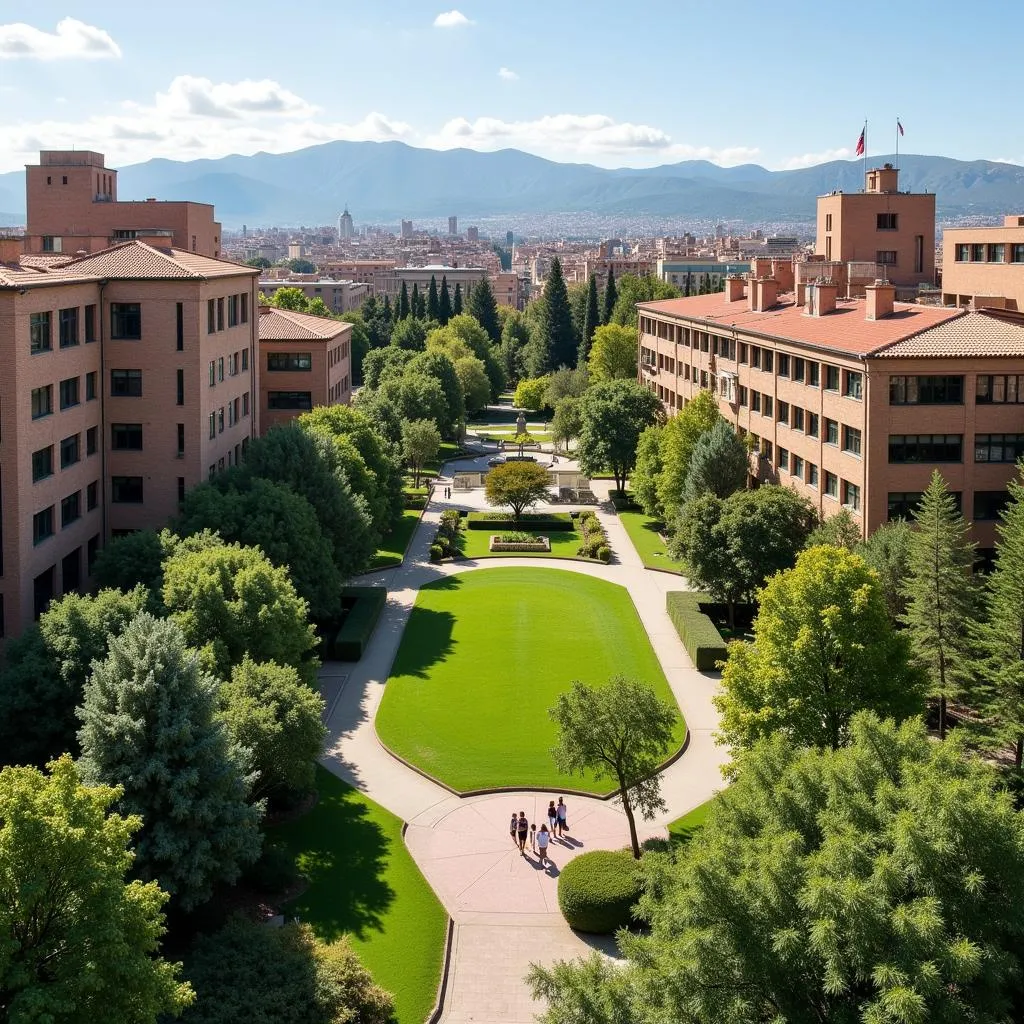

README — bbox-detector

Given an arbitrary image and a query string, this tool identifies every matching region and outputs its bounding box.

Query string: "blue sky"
[0,0,1021,173]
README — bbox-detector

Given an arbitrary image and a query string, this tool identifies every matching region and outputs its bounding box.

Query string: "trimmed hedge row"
[332,586,387,661]
[557,850,643,934]
[466,511,575,531]
[666,591,728,671]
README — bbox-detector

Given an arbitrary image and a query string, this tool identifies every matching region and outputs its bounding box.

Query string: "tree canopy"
[484,461,552,521]
[587,323,638,382]
[656,389,721,520]
[468,279,501,344]
[542,257,576,369]
[609,273,680,327]
[679,418,748,504]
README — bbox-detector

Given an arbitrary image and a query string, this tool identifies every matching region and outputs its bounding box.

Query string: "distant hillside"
[2,141,1023,227]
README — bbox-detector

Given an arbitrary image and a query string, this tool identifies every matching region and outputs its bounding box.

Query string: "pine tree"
[438,275,452,325]
[381,293,392,323]
[411,282,421,319]
[453,281,463,316]
[902,470,978,739]
[543,257,576,368]
[78,614,262,910]
[398,280,410,320]
[580,273,600,364]
[601,266,617,325]
[684,271,692,297]
[467,278,501,343]
[427,275,439,321]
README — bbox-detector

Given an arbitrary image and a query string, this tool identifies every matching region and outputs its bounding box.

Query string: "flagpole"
[863,119,867,183]
[895,115,899,171]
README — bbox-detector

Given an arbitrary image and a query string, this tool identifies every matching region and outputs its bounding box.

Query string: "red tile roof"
[876,310,1024,358]
[52,241,257,281]
[258,306,351,342]
[638,293,965,358]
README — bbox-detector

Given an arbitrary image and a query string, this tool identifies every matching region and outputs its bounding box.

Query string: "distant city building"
[467,226,479,242]
[287,242,306,260]
[320,259,396,291]
[657,258,750,293]
[492,272,522,309]
[584,257,656,284]
[372,264,488,300]
[941,215,1024,310]
[338,208,355,240]
[401,220,414,239]
[258,278,368,314]
[506,230,514,247]
[448,215,458,236]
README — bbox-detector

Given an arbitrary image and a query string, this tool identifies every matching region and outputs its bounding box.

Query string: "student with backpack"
[517,811,529,854]
[547,800,558,832]
[537,824,551,865]
[556,797,567,837]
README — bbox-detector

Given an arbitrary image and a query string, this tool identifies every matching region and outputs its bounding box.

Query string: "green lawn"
[618,509,685,574]
[457,527,587,560]
[376,568,686,793]
[668,798,713,844]
[370,508,422,570]
[274,769,447,1024]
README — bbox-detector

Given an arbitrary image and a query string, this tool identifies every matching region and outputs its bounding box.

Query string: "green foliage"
[333,587,388,661]
[466,511,573,530]
[576,510,612,561]
[679,418,748,504]
[902,470,978,738]
[513,375,550,411]
[162,540,318,684]
[0,755,193,1022]
[551,396,583,452]
[656,389,721,520]
[338,311,370,385]
[532,713,1024,1024]
[609,273,680,327]
[78,614,262,910]
[587,323,638,382]
[576,379,661,494]
[601,267,617,326]
[287,258,316,274]
[361,344,413,390]
[438,275,452,325]
[217,657,325,802]
[428,312,505,400]
[631,425,664,517]
[542,257,577,369]
[468,278,501,344]
[665,591,728,671]
[544,366,589,408]
[857,518,913,623]
[550,676,678,857]
[401,417,442,488]
[426,274,439,321]
[244,256,271,269]
[390,315,427,351]
[428,543,444,562]
[266,286,310,311]
[406,348,465,437]
[485,460,552,520]
[557,850,642,934]
[805,506,862,550]
[181,918,393,1024]
[455,354,491,413]
[717,545,926,754]
[580,273,601,363]
[91,528,167,598]
[397,279,410,320]
[452,280,463,315]
[499,310,531,382]
[0,586,150,767]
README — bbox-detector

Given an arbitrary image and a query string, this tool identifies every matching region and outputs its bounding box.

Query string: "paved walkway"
[320,454,727,1023]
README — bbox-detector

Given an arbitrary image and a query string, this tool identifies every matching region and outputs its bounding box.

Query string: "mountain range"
[2,141,1024,229]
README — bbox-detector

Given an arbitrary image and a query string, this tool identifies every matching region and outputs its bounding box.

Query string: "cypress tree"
[438,275,452,325]
[398,280,410,320]
[411,282,421,319]
[427,275,439,321]
[382,293,392,323]
[468,278,501,344]
[580,273,600,364]
[602,266,618,325]
[902,470,978,739]
[453,281,463,316]
[684,271,692,297]
[543,257,576,368]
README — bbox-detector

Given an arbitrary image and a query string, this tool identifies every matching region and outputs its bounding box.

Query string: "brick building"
[257,277,368,314]
[941,216,1024,310]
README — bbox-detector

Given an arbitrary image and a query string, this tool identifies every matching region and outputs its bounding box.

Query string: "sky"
[0,0,1022,174]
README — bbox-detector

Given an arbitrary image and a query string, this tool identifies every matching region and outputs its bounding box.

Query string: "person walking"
[509,811,519,848]
[556,797,567,838]
[537,824,551,865]
[517,811,529,855]
[530,823,537,854]
[547,800,558,833]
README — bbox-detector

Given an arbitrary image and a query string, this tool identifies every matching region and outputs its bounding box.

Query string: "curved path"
[319,457,727,1023]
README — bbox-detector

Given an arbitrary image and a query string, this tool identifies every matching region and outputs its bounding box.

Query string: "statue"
[515,410,527,436]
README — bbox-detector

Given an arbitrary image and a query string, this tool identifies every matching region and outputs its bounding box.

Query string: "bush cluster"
[666,591,728,671]
[557,849,643,934]
[333,587,387,660]
[500,531,533,543]
[466,511,574,531]
[430,509,463,561]
[576,511,612,562]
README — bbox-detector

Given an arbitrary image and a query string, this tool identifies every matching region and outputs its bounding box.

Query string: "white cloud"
[0,17,121,60]
[433,10,471,27]
[779,147,851,170]
[155,75,315,119]
[498,67,518,81]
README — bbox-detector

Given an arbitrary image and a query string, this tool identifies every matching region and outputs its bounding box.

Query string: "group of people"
[510,798,568,865]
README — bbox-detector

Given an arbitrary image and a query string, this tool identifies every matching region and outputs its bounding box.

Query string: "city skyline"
[1,0,1022,174]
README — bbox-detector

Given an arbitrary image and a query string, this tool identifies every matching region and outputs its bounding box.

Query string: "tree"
[656,389,722,520]
[468,278,501,344]
[630,425,664,517]
[601,267,617,326]
[267,286,310,312]
[428,313,504,400]
[576,379,661,495]
[383,318,427,357]
[405,349,465,438]
[551,396,583,453]
[717,545,925,753]
[426,274,439,321]
[438,275,452,325]
[397,280,410,320]
[543,258,576,369]
[91,528,167,597]
[805,506,862,550]
[306,297,331,318]
[679,418,748,504]
[498,310,531,383]
[339,311,370,385]
[530,713,1024,1024]
[670,486,819,625]
[549,676,677,859]
[380,293,392,325]
[484,461,552,521]
[410,282,421,318]
[377,375,449,440]
[217,657,325,804]
[244,256,271,270]
[857,518,913,624]
[0,756,193,1022]
[580,273,601,364]
[609,273,681,327]
[543,366,589,410]
[567,281,589,356]
[78,614,262,910]
[587,323,638,382]
[402,418,441,488]
[453,280,463,316]
[902,470,977,739]
[287,258,316,274]
[362,345,414,389]
[455,355,491,414]
[513,376,549,412]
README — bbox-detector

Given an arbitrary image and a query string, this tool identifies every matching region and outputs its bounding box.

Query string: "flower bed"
[488,534,551,553]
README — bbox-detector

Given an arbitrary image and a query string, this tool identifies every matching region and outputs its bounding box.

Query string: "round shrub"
[429,544,444,562]
[557,849,643,934]
[597,545,611,563]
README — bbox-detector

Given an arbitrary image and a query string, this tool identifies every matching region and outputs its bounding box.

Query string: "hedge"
[466,511,575,531]
[557,850,643,934]
[666,591,728,671]
[332,586,387,661]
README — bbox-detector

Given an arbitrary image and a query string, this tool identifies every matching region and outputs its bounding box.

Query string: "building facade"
[257,278,368,314]
[320,259,395,290]
[941,216,1024,310]
[372,265,487,301]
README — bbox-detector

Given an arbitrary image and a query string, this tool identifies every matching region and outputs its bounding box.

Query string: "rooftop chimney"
[865,281,896,320]
[0,236,24,265]
[725,275,745,302]
[749,277,778,312]
[807,281,837,317]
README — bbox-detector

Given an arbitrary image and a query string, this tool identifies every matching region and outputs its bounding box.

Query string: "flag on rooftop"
[855,127,866,156]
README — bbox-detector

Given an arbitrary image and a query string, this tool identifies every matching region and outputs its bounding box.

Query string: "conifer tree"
[684,271,692,297]
[453,280,463,316]
[468,278,501,344]
[381,293,392,323]
[397,280,410,320]
[580,273,600,364]
[427,275,439,321]
[411,282,421,319]
[601,266,617,325]
[543,257,576,368]
[902,470,978,739]
[438,275,452,325]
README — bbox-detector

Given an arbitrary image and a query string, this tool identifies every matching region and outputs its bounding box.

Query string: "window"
[59,307,78,347]
[842,425,862,456]
[110,369,142,397]
[178,477,186,505]
[268,391,313,410]
[844,371,863,399]
[1013,244,1024,264]
[31,385,53,419]
[176,302,184,350]
[111,424,143,450]
[59,376,79,410]
[177,369,184,406]
[217,297,224,331]
[241,293,249,324]
[751,347,761,369]
[32,446,54,483]
[33,507,54,546]
[217,408,224,433]
[242,392,250,417]
[976,375,1024,404]
[826,213,832,231]
[955,243,970,262]
[762,396,773,418]
[876,250,897,265]
[971,244,986,262]
[888,492,923,520]
[807,413,819,438]
[228,294,239,327]
[808,463,819,488]
[792,407,804,431]
[792,455,804,479]
[761,439,773,461]
[842,480,861,512]
[751,391,761,413]
[60,434,80,469]
[110,303,141,339]
[208,413,216,440]
[87,481,98,511]
[267,352,313,372]
[975,434,1024,463]
[209,360,216,387]
[890,375,964,405]
[218,357,224,382]
[990,243,1006,263]
[762,351,773,373]
[777,400,789,423]
[177,423,185,457]
[241,348,248,371]
[228,402,234,427]
[825,365,840,390]
[86,371,97,401]
[30,312,52,354]
[826,419,839,445]
[61,492,81,527]
[738,385,748,407]
[793,357,805,382]
[111,476,144,503]
[88,534,100,573]
[739,343,748,364]
[974,491,1011,521]
[86,427,97,456]
[808,362,820,387]
[825,472,838,499]
[877,212,898,230]
[209,464,216,481]
[777,354,790,377]
[888,434,963,463]
[84,304,96,343]
[777,447,789,472]
[207,298,216,333]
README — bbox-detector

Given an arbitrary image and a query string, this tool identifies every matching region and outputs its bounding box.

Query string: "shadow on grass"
[667,799,712,846]
[387,582,460,680]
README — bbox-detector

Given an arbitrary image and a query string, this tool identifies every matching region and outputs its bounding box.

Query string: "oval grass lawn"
[375,566,686,794]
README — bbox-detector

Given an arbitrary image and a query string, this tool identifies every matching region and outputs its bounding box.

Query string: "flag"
[855,127,865,156]
[897,119,904,137]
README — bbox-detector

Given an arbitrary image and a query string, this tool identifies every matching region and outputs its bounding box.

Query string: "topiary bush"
[429,543,444,563]
[557,849,643,934]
